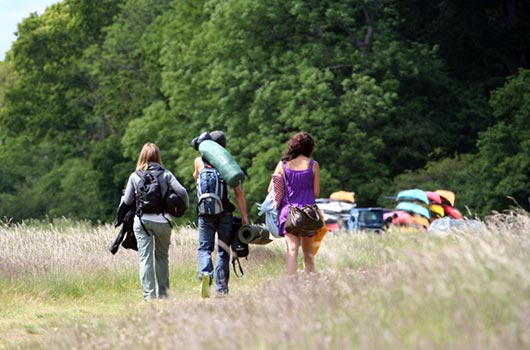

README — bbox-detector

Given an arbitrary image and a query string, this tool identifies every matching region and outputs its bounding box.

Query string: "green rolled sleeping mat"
[198,140,245,188]
[239,225,273,245]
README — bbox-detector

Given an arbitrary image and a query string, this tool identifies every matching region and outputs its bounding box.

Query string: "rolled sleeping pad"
[198,140,245,188]
[239,225,273,245]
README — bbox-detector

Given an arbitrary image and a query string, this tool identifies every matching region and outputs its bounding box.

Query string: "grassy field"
[0,212,528,350]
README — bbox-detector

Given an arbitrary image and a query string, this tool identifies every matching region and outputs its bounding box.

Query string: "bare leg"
[301,236,315,273]
[285,233,301,275]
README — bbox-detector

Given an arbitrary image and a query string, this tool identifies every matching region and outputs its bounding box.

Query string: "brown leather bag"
[285,204,323,236]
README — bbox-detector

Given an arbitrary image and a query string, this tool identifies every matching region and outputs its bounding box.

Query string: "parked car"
[347,207,389,234]
[316,198,355,231]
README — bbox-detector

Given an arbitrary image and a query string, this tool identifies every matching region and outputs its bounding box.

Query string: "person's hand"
[241,216,250,225]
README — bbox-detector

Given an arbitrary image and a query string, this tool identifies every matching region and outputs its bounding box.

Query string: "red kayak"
[442,204,462,219]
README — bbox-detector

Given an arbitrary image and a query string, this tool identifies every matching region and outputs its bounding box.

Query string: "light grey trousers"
[134,219,172,300]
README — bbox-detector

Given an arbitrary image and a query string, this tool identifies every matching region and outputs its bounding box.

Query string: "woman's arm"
[313,160,320,199]
[122,174,136,206]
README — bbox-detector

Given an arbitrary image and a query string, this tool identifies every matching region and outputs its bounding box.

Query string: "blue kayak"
[396,201,430,219]
[396,189,428,205]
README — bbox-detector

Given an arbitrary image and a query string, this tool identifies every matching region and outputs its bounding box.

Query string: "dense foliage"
[1,0,529,223]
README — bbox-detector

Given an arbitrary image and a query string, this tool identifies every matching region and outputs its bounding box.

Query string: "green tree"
[473,69,530,213]
[122,0,457,214]
[3,0,528,222]
[393,69,530,216]
[82,0,173,219]
[396,0,530,83]
[0,0,124,221]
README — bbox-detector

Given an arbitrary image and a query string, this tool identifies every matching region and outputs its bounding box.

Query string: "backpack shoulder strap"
[151,169,172,224]
[154,169,168,197]
[232,256,244,277]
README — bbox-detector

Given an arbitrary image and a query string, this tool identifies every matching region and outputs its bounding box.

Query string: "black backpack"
[135,168,165,216]
[231,216,249,277]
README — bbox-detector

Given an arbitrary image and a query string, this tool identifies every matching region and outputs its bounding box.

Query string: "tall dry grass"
[0,219,135,298]
[1,212,529,350]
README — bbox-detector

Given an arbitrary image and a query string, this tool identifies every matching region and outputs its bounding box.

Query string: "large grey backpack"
[196,166,225,215]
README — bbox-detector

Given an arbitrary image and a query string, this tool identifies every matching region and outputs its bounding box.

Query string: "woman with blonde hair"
[271,132,320,275]
[122,142,188,300]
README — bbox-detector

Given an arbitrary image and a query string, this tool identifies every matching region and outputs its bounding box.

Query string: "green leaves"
[474,69,530,213]
[1,0,528,222]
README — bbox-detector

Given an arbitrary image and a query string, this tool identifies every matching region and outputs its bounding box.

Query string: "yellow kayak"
[435,190,455,206]
[429,204,445,220]
[329,191,355,203]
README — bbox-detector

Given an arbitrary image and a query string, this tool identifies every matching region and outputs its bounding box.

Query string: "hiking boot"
[201,274,211,298]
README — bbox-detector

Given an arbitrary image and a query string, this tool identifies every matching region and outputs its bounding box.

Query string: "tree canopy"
[1,0,529,223]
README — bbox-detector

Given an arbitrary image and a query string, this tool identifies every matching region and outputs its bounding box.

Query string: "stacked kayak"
[383,210,412,225]
[435,190,462,219]
[392,188,431,230]
[426,191,445,222]
[396,188,429,205]
[386,188,462,231]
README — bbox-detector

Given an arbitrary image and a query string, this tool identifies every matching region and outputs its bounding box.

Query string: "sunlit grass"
[1,212,529,350]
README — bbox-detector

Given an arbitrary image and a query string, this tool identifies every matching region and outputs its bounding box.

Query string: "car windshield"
[359,211,383,226]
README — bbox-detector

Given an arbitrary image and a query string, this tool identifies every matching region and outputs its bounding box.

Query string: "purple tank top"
[278,159,315,235]
[282,160,316,207]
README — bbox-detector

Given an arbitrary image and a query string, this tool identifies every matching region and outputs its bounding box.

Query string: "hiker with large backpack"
[121,142,189,301]
[192,131,249,298]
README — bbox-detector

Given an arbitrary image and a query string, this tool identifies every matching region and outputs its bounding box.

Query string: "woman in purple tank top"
[269,132,320,275]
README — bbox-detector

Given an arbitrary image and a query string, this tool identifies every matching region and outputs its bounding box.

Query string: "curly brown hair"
[281,131,315,161]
